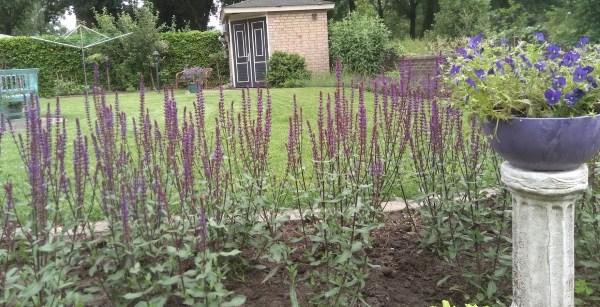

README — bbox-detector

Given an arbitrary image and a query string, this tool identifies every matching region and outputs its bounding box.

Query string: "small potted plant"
[444,33,600,171]
[182,66,203,93]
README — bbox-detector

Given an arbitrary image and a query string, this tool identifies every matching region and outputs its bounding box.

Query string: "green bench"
[0,68,40,120]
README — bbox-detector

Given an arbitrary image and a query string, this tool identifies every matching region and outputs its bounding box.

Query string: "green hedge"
[161,31,229,86]
[0,31,229,97]
[0,37,84,97]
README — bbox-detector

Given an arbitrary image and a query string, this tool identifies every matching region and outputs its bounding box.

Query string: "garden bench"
[0,68,40,119]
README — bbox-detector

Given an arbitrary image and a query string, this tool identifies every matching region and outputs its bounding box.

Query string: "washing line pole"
[30,24,131,93]
[80,26,88,91]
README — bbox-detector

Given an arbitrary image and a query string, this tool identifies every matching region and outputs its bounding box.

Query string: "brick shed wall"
[267,10,330,74]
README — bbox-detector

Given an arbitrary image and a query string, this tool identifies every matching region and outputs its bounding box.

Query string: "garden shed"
[221,0,334,87]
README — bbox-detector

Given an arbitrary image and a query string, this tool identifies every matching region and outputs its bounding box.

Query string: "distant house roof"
[221,0,334,21]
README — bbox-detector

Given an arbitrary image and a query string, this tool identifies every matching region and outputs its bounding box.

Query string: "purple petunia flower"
[519,54,533,68]
[469,33,483,49]
[466,77,476,88]
[534,32,546,42]
[450,64,462,77]
[544,89,562,105]
[500,38,509,46]
[552,76,566,90]
[560,51,580,67]
[587,76,598,88]
[534,61,547,72]
[545,45,561,60]
[583,66,594,74]
[455,48,473,59]
[577,36,589,48]
[574,67,588,82]
[487,67,495,75]
[565,88,585,107]
[475,69,485,80]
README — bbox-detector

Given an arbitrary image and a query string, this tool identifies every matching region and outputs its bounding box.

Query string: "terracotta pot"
[482,115,600,171]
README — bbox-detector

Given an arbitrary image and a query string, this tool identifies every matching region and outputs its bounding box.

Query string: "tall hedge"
[0,31,229,97]
[161,31,229,86]
[0,37,84,97]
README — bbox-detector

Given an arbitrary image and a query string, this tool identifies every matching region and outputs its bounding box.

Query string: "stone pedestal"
[501,162,588,307]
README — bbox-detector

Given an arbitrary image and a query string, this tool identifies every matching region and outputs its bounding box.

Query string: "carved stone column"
[501,162,588,307]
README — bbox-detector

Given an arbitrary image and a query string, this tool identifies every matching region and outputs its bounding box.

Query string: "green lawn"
[0,87,381,199]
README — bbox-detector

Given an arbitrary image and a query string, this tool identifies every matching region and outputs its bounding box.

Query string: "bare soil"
[227,211,464,307]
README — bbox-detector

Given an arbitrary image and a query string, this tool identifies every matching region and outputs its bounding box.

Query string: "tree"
[431,0,491,38]
[421,0,439,35]
[95,4,167,87]
[389,0,420,39]
[148,0,215,31]
[69,0,129,26]
[0,0,35,35]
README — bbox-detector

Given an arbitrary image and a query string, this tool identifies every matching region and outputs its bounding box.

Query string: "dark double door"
[231,17,269,87]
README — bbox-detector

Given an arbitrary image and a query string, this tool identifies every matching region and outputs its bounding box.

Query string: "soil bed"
[227,211,465,306]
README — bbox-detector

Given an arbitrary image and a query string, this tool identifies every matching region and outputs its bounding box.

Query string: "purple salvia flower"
[120,187,131,245]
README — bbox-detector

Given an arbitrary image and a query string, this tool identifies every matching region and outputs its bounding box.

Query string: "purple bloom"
[534,32,546,42]
[487,67,495,75]
[500,38,509,46]
[455,49,472,59]
[577,36,589,48]
[560,51,580,67]
[519,54,533,68]
[534,61,547,72]
[466,77,476,88]
[504,57,515,70]
[587,76,598,88]
[450,64,461,77]
[574,67,588,82]
[475,69,485,80]
[469,33,483,49]
[565,88,585,107]
[583,66,594,74]
[552,76,566,90]
[544,89,561,105]
[545,45,561,60]
[495,60,505,74]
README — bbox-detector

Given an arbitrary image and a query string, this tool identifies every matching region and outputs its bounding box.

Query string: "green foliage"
[265,51,310,87]
[543,1,600,47]
[161,31,229,85]
[329,13,390,75]
[95,5,167,89]
[491,0,529,37]
[574,160,600,305]
[432,0,492,38]
[0,37,84,97]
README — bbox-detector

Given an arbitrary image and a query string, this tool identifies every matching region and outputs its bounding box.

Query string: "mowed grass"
[1,87,415,202]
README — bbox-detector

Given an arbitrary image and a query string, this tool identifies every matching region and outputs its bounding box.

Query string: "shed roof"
[225,0,334,8]
[221,0,334,21]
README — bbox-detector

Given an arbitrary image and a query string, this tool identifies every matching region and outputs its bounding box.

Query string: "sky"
[59,5,221,31]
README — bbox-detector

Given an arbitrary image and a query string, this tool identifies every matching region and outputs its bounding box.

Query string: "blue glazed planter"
[187,84,198,93]
[483,115,600,171]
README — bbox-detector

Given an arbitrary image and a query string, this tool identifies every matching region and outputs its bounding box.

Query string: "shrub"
[265,51,310,87]
[329,13,390,75]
